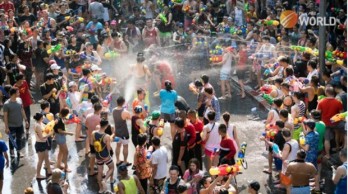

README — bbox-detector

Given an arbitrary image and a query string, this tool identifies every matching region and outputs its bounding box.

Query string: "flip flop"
[262,169,272,174]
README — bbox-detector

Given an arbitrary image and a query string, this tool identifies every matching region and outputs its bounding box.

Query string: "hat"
[50,64,61,70]
[117,163,128,172]
[304,119,316,129]
[68,81,77,88]
[177,22,183,28]
[134,106,143,114]
[151,111,160,120]
[91,64,101,71]
[249,181,260,191]
[49,60,57,65]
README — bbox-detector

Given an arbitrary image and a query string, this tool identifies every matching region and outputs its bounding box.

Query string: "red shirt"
[157,62,176,89]
[220,137,236,160]
[0,2,15,13]
[317,97,343,126]
[14,80,32,108]
[185,121,196,147]
[191,119,204,133]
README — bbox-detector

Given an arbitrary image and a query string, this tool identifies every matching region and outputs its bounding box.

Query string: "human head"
[146,18,153,28]
[169,165,180,180]
[207,111,216,122]
[187,109,197,121]
[40,100,50,112]
[200,176,213,189]
[93,103,103,113]
[279,109,289,120]
[275,120,285,129]
[201,74,209,84]
[151,136,161,147]
[248,180,260,193]
[100,119,109,129]
[51,168,63,183]
[90,95,100,105]
[45,73,55,84]
[134,105,143,115]
[273,98,283,108]
[222,112,230,124]
[59,108,70,118]
[15,73,24,85]
[137,88,146,100]
[297,149,306,160]
[310,76,319,87]
[165,80,173,91]
[324,86,335,97]
[307,60,317,71]
[137,52,145,63]
[174,117,185,130]
[9,87,18,97]
[24,187,34,194]
[310,110,321,121]
[188,158,200,173]
[116,96,125,106]
[304,119,316,131]
[278,56,290,66]
[137,133,147,147]
[281,128,292,141]
[204,87,214,98]
[118,163,128,176]
[218,123,227,137]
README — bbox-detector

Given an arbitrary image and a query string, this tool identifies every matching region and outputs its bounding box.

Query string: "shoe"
[218,96,226,100]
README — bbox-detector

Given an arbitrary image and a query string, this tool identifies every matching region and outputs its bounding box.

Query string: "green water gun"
[262,94,274,105]
[159,13,167,24]
[47,44,62,54]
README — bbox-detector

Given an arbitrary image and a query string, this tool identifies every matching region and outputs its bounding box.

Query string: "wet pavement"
[1,65,336,194]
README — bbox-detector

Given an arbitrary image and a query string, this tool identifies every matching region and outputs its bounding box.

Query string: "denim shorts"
[55,134,66,145]
[220,71,231,81]
[291,186,310,194]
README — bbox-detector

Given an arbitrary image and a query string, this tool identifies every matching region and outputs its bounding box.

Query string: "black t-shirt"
[175,96,190,112]
[40,81,61,104]
[46,182,63,194]
[56,12,71,28]
[294,59,308,78]
[19,14,36,25]
[67,43,82,53]
[274,130,286,151]
[54,117,65,134]
[6,63,20,85]
[172,131,188,163]
[35,48,49,71]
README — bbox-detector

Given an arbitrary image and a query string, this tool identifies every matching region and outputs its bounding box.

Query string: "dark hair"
[40,100,50,110]
[222,112,230,124]
[137,133,147,146]
[169,165,180,172]
[178,110,187,120]
[275,120,285,128]
[204,87,213,95]
[137,88,145,95]
[307,60,317,69]
[46,73,54,80]
[297,149,306,159]
[33,112,43,121]
[194,79,203,87]
[293,92,304,100]
[199,176,212,188]
[310,110,321,120]
[60,108,70,117]
[165,80,173,91]
[187,109,197,116]
[100,119,109,128]
[90,95,100,104]
[273,98,283,107]
[9,87,18,96]
[262,35,270,41]
[201,74,209,84]
[279,109,289,118]
[310,76,319,86]
[285,67,294,76]
[281,128,291,138]
[82,68,91,76]
[116,96,125,106]
[281,82,290,90]
[174,117,185,128]
[93,103,103,112]
[275,78,283,84]
[278,56,290,64]
[151,136,161,146]
[188,158,200,174]
[15,73,24,81]
[218,124,227,134]
[207,111,216,121]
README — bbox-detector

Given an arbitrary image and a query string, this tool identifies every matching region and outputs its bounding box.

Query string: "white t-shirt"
[202,122,221,152]
[151,146,168,179]
[221,52,233,74]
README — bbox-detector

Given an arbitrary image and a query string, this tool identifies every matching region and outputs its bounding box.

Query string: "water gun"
[236,142,247,167]
[156,119,165,137]
[263,68,272,77]
[209,164,240,176]
[71,66,82,74]
[102,93,112,107]
[101,77,113,86]
[65,16,84,23]
[229,27,237,35]
[44,120,55,135]
[146,151,152,159]
[113,185,118,192]
[260,85,274,94]
[80,53,99,63]
[114,137,120,142]
[265,123,277,130]
[210,45,223,55]
[66,114,81,124]
[244,2,249,11]
[65,50,77,56]
[299,132,306,146]
[183,5,190,13]
[66,26,74,32]
[104,51,120,59]
[195,39,208,46]
[210,55,223,63]
[158,13,167,24]
[46,113,54,121]
[272,143,281,157]
[331,7,341,14]
[200,5,207,12]
[47,44,62,54]
[157,0,164,9]
[332,50,347,59]
[293,117,306,125]
[330,112,347,123]
[262,93,274,105]
[262,129,278,140]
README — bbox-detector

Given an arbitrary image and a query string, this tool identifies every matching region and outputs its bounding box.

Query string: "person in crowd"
[4,87,28,158]
[132,88,147,119]
[0,139,9,194]
[40,73,61,116]
[172,117,189,175]
[131,105,146,148]
[218,124,237,165]
[54,108,73,172]
[163,165,186,193]
[46,168,69,194]
[117,163,145,194]
[149,136,168,194]
[203,87,220,123]
[248,180,260,194]
[332,148,347,194]
[160,80,178,139]
[183,158,204,194]
[134,133,152,193]
[187,109,204,168]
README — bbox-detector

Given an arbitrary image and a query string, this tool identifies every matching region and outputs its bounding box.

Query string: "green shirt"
[315,121,326,152]
[120,176,137,194]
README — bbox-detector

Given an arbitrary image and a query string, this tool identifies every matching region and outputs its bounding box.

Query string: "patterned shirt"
[305,131,319,165]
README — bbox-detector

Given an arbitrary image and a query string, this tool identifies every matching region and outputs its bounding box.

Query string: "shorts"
[46,136,52,150]
[160,32,172,38]
[204,149,217,158]
[0,170,3,180]
[333,121,347,134]
[55,134,66,145]
[90,144,96,156]
[35,142,47,153]
[161,113,176,123]
[197,104,206,117]
[291,186,310,194]
[116,136,129,145]
[274,157,282,171]
[325,126,335,141]
[220,71,230,81]
[236,69,246,80]
[97,156,113,166]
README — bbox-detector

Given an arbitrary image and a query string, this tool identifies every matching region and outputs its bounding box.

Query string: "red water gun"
[66,114,81,124]
[262,129,278,140]
[210,55,223,63]
[209,164,240,176]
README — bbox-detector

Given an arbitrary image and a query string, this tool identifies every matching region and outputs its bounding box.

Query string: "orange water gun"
[262,129,278,140]
[293,117,306,125]
[330,112,347,123]
[209,164,240,176]
[210,55,223,63]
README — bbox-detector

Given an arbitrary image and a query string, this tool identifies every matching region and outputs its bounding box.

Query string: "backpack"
[93,133,105,153]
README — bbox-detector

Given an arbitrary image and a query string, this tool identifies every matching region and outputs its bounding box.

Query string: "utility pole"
[318,0,326,84]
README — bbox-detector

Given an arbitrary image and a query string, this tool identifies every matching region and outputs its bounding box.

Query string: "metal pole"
[318,0,326,84]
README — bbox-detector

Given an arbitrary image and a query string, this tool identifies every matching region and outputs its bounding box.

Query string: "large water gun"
[263,68,273,78]
[65,16,84,24]
[104,51,120,59]
[65,49,77,56]
[168,0,183,8]
[210,55,223,63]
[236,142,247,169]
[262,93,274,105]
[46,113,54,121]
[330,112,347,123]
[257,19,279,26]
[260,85,274,94]
[293,117,306,125]
[265,123,277,130]
[71,66,82,74]
[210,45,223,55]
[195,38,208,46]
[156,119,165,137]
[44,120,55,135]
[102,93,112,107]
[332,50,347,59]
[262,129,278,140]
[209,164,240,176]
[47,44,62,54]
[158,13,167,24]
[80,53,99,63]
[66,114,81,124]
[299,132,306,146]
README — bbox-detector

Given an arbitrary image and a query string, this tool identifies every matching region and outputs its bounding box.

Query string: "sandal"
[262,169,272,174]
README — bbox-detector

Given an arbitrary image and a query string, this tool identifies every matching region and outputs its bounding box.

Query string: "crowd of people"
[0,0,347,193]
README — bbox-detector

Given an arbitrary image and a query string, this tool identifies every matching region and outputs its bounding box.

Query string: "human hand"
[177,160,182,166]
[5,128,9,134]
[25,121,29,129]
[5,160,9,168]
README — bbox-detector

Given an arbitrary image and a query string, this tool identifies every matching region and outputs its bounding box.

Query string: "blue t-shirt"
[160,89,178,114]
[0,140,8,170]
[305,131,319,165]
[85,21,104,44]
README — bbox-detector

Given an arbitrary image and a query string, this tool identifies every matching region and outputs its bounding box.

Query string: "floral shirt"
[305,131,319,165]
[135,146,152,179]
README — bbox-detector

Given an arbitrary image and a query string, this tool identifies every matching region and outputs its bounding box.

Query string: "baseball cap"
[134,105,143,114]
[249,181,260,191]
[49,60,57,65]
[68,81,77,88]
[151,111,160,120]
[91,64,101,71]
[117,163,128,172]
[50,64,61,70]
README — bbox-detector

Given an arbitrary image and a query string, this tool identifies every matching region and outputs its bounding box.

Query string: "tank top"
[112,108,129,138]
[35,123,46,143]
[286,139,299,162]
[335,162,347,194]
[205,122,221,152]
[105,125,112,136]
[94,132,109,159]
[144,27,157,46]
[131,115,141,137]
[297,101,306,117]
[269,109,280,125]
[120,176,138,194]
